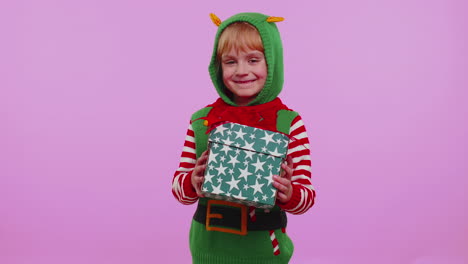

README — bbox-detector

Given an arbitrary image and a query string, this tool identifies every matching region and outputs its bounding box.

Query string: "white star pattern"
[215,164,227,176]
[256,173,263,180]
[269,147,282,159]
[205,173,214,183]
[214,125,228,136]
[205,122,290,208]
[264,174,274,186]
[224,138,234,146]
[220,144,231,155]
[227,154,240,167]
[250,180,264,195]
[234,128,247,140]
[237,166,252,181]
[244,150,254,160]
[251,157,266,172]
[226,175,240,191]
[233,192,246,200]
[211,183,224,195]
[243,141,255,151]
[260,131,275,146]
[267,164,274,171]
[208,152,219,164]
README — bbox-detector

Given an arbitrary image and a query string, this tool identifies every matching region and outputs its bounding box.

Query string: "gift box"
[201,122,290,208]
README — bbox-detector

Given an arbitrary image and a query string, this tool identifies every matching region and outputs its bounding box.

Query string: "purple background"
[1,0,467,263]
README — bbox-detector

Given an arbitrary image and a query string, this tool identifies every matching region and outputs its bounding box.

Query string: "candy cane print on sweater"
[171,124,198,204]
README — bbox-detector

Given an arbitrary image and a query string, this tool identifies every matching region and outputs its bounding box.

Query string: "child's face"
[221,48,267,106]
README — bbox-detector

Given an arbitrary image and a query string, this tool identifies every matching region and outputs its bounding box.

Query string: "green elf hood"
[208,12,285,106]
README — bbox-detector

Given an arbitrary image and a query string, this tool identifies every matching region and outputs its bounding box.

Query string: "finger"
[194,164,207,177]
[273,176,289,192]
[280,168,285,178]
[274,183,287,194]
[286,155,293,167]
[195,175,204,183]
[281,162,293,180]
[197,152,209,166]
[196,189,204,197]
[191,168,205,189]
[275,176,293,197]
[277,188,291,203]
[280,183,291,194]
[199,177,206,197]
[276,192,287,202]
[195,176,204,190]
[196,150,209,165]
[195,177,205,196]
[280,163,288,178]
[275,177,290,187]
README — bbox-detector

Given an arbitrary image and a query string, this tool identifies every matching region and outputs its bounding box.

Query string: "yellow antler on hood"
[266,16,284,23]
[210,13,222,26]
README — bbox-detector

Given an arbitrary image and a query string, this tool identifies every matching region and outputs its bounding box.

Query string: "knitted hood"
[208,12,284,106]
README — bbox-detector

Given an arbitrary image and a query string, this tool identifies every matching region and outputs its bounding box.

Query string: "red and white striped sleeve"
[171,124,199,205]
[278,115,316,214]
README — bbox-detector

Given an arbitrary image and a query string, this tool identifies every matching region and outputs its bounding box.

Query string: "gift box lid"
[208,122,289,158]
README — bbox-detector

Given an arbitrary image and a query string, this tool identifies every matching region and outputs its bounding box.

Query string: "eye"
[223,60,236,65]
[249,58,260,64]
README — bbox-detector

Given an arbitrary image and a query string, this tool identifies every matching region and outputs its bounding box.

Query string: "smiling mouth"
[234,79,256,84]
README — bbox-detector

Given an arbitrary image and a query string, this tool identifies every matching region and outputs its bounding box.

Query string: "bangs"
[217,22,264,60]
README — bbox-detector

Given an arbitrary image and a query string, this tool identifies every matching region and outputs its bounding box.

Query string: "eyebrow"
[245,50,264,56]
[221,51,264,59]
[221,54,236,60]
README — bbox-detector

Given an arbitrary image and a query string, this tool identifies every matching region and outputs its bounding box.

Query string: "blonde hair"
[216,22,264,61]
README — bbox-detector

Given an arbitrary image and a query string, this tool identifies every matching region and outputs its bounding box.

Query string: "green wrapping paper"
[202,122,289,208]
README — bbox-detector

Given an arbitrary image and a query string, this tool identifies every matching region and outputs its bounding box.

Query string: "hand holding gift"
[273,156,294,203]
[191,150,209,197]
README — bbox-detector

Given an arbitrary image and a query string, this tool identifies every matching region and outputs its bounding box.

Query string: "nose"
[235,61,248,76]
